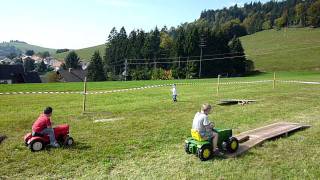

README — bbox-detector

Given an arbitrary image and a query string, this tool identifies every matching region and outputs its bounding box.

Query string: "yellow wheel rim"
[231,141,238,150]
[203,148,211,158]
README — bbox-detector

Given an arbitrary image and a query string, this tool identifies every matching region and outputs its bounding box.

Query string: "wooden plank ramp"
[224,122,311,158]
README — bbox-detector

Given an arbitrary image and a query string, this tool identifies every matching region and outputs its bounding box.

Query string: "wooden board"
[224,122,311,158]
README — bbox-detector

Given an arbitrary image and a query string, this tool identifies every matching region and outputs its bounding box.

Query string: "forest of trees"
[200,0,320,34]
[85,0,319,81]
[103,23,251,81]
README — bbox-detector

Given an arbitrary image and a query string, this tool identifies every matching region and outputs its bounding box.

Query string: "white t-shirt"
[171,87,177,95]
[192,112,212,133]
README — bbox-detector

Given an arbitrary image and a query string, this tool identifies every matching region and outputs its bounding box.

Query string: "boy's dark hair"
[44,107,53,114]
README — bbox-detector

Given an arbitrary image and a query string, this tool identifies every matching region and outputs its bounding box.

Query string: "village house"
[57,68,87,82]
[0,64,41,84]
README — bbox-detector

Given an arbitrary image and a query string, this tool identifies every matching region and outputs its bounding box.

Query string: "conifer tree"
[87,51,106,81]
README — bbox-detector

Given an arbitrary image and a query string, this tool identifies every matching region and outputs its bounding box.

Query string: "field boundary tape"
[1,80,319,95]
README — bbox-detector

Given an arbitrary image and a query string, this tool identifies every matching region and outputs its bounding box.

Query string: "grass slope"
[1,72,320,179]
[0,42,56,54]
[241,28,320,72]
[53,44,105,61]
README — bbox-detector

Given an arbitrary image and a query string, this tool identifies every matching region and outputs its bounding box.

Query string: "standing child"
[171,84,177,102]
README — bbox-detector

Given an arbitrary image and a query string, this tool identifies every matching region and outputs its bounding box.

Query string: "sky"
[0,0,268,49]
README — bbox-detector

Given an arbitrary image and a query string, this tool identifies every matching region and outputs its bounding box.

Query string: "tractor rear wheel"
[64,136,74,146]
[197,144,213,161]
[226,137,239,153]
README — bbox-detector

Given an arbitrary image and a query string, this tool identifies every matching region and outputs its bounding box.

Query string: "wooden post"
[83,77,87,112]
[124,59,128,81]
[217,74,221,96]
[186,56,189,79]
[273,72,276,89]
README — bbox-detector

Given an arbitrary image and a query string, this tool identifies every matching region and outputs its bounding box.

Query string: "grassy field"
[53,44,105,61]
[1,72,320,179]
[241,28,320,72]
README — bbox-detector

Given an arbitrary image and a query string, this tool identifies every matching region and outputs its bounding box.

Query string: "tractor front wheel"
[226,137,239,153]
[184,143,191,154]
[197,144,213,161]
[64,136,74,146]
[29,140,44,152]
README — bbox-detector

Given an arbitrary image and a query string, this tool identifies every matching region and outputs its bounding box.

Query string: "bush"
[45,72,60,83]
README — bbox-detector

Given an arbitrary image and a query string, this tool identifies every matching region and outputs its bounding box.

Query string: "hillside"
[53,44,105,61]
[241,28,320,71]
[0,41,56,55]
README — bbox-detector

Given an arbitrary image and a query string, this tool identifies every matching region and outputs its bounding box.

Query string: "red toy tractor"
[24,124,74,152]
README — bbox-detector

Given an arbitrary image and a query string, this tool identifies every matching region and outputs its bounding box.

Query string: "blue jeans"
[41,128,57,145]
[172,95,177,102]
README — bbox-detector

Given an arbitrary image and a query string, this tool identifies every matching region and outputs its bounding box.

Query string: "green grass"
[1,71,318,93]
[241,28,320,71]
[53,44,105,61]
[1,72,320,178]
[0,42,56,54]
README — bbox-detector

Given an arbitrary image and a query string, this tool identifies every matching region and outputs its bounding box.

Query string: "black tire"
[28,140,44,152]
[185,143,191,154]
[226,137,239,153]
[64,136,74,146]
[197,144,213,161]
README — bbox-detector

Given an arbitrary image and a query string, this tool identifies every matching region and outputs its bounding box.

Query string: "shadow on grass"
[43,141,92,152]
[82,111,113,116]
[172,100,192,103]
[65,141,91,150]
[217,102,239,106]
[243,70,267,77]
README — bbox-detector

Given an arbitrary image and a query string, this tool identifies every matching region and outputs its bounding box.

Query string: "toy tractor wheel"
[226,137,239,153]
[64,136,74,146]
[197,144,213,161]
[184,143,191,154]
[29,140,44,152]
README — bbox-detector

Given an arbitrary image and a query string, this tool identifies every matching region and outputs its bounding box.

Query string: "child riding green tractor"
[186,103,239,161]
[185,128,239,161]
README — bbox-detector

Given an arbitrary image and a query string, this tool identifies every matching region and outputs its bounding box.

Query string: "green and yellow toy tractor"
[185,128,239,161]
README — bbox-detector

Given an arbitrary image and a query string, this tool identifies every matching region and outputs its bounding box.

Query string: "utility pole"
[124,59,128,81]
[186,56,189,79]
[153,58,157,70]
[199,35,206,78]
[82,77,87,113]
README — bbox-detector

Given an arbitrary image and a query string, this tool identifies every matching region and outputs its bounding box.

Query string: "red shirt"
[32,114,52,133]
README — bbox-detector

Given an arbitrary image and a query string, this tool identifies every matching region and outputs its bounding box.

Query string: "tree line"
[63,25,252,81]
[101,24,252,81]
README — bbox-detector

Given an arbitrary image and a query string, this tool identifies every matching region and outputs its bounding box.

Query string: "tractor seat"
[191,129,206,141]
[32,132,44,137]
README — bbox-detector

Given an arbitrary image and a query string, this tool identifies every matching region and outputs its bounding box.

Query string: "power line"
[126,55,246,65]
[126,52,244,61]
